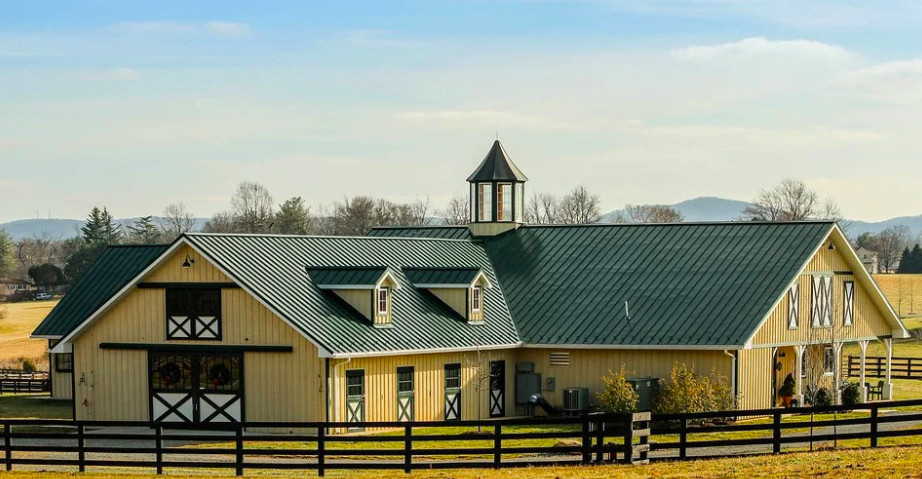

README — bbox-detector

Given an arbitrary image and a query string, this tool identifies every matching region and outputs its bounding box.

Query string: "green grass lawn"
[0,393,71,419]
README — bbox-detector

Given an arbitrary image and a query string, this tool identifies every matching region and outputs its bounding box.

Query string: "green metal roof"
[403,268,482,286]
[374,222,835,347]
[184,234,519,356]
[32,244,169,338]
[307,266,388,287]
[367,226,472,240]
[467,140,529,182]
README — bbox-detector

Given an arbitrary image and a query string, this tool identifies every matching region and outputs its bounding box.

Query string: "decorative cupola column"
[467,140,528,237]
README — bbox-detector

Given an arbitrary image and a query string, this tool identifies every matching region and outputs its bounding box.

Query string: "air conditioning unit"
[562,387,589,412]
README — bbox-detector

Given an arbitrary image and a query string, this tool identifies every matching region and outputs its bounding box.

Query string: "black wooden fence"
[846,356,922,380]
[3,400,922,476]
[0,370,48,394]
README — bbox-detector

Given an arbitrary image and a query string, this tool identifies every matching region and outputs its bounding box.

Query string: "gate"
[149,351,242,423]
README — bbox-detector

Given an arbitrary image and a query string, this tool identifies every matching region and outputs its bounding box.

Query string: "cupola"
[467,140,528,237]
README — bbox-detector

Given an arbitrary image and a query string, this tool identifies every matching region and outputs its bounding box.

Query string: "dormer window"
[471,285,482,312]
[377,287,390,316]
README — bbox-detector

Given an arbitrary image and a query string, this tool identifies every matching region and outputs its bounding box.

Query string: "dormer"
[307,266,400,327]
[467,140,528,237]
[403,267,492,323]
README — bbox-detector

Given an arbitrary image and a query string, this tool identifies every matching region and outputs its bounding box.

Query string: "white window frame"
[377,287,389,316]
[478,184,492,222]
[471,285,482,312]
[496,183,512,222]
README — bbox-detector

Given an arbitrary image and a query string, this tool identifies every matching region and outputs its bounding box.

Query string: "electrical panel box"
[545,377,555,391]
[627,377,660,411]
[516,372,541,404]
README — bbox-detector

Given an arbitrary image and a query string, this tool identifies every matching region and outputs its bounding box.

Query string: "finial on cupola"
[467,140,528,236]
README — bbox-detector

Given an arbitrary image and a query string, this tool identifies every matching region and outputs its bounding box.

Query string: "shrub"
[813,388,832,407]
[779,373,796,397]
[597,367,638,413]
[21,359,36,372]
[652,363,737,419]
[841,381,861,406]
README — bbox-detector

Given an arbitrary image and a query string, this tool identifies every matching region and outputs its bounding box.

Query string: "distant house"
[855,247,879,274]
[33,141,908,427]
[1,278,34,299]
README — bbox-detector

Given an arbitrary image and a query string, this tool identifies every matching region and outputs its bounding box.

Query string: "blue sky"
[3,1,922,223]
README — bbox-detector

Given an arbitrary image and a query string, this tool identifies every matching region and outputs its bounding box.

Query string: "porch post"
[884,338,894,400]
[859,340,869,402]
[833,342,843,405]
[794,345,805,406]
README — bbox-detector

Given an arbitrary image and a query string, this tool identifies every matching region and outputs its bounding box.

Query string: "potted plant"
[779,373,796,407]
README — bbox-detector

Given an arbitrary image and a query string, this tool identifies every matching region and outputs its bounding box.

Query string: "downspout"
[331,357,352,433]
[724,350,738,402]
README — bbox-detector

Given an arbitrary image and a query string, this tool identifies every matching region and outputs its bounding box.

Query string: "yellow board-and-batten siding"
[51,368,73,400]
[71,244,325,422]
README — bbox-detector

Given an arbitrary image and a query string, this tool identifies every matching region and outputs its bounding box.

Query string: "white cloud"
[671,37,853,63]
[105,21,251,36]
[836,59,922,104]
[204,21,251,37]
[106,68,142,80]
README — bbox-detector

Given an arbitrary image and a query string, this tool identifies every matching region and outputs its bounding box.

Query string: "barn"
[33,141,908,426]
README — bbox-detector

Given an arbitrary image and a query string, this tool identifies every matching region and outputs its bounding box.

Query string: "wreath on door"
[159,362,183,387]
[209,364,232,387]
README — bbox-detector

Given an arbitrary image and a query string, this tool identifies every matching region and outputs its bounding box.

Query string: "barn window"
[55,353,73,373]
[811,275,832,328]
[471,285,483,312]
[787,283,799,329]
[445,363,462,389]
[550,352,570,366]
[166,289,222,340]
[843,281,855,326]
[376,287,390,316]
[823,346,835,376]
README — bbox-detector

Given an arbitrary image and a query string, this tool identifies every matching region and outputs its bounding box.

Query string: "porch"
[771,338,895,407]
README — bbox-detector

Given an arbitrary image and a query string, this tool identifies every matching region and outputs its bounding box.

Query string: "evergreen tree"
[81,206,121,244]
[274,197,311,235]
[898,247,913,273]
[127,216,163,244]
[910,244,922,274]
[0,229,16,279]
[99,207,121,243]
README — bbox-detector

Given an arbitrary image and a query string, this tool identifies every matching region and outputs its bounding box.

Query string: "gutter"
[331,357,352,432]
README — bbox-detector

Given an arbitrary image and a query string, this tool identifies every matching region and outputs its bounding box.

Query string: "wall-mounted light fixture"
[181,255,195,268]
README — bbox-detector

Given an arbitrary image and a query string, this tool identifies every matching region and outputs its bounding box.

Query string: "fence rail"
[846,356,922,380]
[0,370,49,394]
[3,399,922,476]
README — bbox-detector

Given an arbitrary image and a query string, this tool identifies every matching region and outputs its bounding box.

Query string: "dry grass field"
[2,444,922,478]
[0,299,57,370]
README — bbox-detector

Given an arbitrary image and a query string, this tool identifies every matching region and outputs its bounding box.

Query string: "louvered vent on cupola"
[403,267,492,323]
[307,266,400,327]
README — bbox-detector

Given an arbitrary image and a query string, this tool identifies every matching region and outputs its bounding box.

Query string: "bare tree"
[558,185,601,224]
[442,194,470,225]
[17,232,59,269]
[613,204,684,223]
[202,211,238,233]
[408,197,433,226]
[463,347,498,429]
[330,196,377,236]
[742,179,845,227]
[162,202,196,238]
[231,181,275,233]
[525,193,560,225]
[0,230,17,279]
[877,226,910,273]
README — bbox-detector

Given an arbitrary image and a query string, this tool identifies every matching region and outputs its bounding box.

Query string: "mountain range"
[2,197,921,241]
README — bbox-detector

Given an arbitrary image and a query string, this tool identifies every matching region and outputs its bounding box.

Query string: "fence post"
[622,415,634,464]
[3,423,11,472]
[595,415,605,464]
[317,426,325,477]
[581,414,591,464]
[403,424,412,474]
[493,424,502,469]
[772,411,781,454]
[679,417,687,459]
[870,405,879,448]
[77,423,85,473]
[155,425,163,475]
[234,424,244,477]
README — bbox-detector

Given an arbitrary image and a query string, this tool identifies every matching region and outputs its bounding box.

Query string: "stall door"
[150,352,242,423]
[346,369,365,430]
[444,363,461,421]
[397,366,414,422]
[489,360,506,418]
